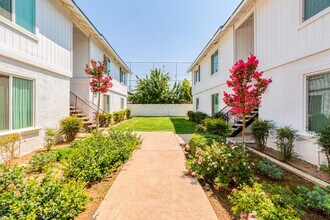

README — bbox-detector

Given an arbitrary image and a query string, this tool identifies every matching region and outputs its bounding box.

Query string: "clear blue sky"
[74,0,242,62]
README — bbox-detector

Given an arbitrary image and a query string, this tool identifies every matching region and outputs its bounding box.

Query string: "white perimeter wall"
[128,104,193,117]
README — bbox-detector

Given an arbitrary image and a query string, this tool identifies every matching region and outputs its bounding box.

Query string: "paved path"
[94,132,217,220]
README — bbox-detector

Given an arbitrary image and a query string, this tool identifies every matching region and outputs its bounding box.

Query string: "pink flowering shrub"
[186,141,254,187]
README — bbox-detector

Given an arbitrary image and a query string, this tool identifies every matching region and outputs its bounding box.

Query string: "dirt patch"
[255,146,330,183]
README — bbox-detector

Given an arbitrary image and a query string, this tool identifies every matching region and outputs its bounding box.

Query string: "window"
[104,95,110,112]
[307,72,330,132]
[211,93,219,114]
[211,50,219,75]
[105,58,111,76]
[196,98,199,111]
[0,75,34,131]
[304,0,330,21]
[120,68,126,85]
[120,97,125,109]
[194,65,201,84]
[0,0,36,33]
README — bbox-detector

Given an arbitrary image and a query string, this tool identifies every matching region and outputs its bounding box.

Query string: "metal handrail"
[70,91,104,115]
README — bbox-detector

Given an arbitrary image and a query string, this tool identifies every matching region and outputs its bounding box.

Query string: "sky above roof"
[74,0,242,63]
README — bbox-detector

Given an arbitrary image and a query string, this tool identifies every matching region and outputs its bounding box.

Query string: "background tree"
[85,54,113,131]
[223,54,272,142]
[179,79,192,103]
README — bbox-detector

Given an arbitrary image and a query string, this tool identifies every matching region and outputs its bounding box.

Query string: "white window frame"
[120,97,125,109]
[211,50,219,76]
[196,98,199,111]
[300,0,330,28]
[0,73,35,133]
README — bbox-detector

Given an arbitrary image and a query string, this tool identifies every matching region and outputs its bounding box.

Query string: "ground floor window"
[104,95,110,112]
[211,93,219,114]
[121,98,125,109]
[196,98,199,111]
[0,74,34,131]
[308,72,330,132]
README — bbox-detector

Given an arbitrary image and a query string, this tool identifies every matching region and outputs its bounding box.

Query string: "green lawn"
[113,117,197,134]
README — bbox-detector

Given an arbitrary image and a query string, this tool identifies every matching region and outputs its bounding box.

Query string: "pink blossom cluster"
[240,211,257,220]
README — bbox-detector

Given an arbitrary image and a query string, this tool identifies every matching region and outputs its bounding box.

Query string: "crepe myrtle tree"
[223,54,272,142]
[85,54,113,131]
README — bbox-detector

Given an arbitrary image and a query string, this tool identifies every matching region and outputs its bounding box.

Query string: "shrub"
[212,111,227,120]
[56,148,74,164]
[118,110,126,121]
[0,133,21,165]
[188,133,225,156]
[257,157,283,180]
[318,125,330,170]
[204,118,232,137]
[194,112,208,124]
[113,111,120,124]
[99,112,112,127]
[298,185,330,215]
[229,183,304,220]
[195,125,206,134]
[125,108,132,119]
[44,128,57,151]
[28,152,57,173]
[186,141,253,187]
[275,126,299,161]
[60,116,83,142]
[0,167,88,219]
[187,111,195,121]
[64,131,141,183]
[251,119,273,151]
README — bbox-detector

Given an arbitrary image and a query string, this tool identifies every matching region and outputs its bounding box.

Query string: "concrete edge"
[249,147,329,188]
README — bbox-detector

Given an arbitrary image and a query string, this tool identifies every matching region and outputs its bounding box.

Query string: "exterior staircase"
[70,106,97,131]
[218,106,259,137]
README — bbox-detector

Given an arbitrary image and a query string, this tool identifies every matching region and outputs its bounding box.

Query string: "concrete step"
[71,113,87,117]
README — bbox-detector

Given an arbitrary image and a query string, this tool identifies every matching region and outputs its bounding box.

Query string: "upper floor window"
[194,65,201,84]
[303,0,330,21]
[105,58,111,76]
[211,50,218,75]
[120,68,126,85]
[0,0,36,33]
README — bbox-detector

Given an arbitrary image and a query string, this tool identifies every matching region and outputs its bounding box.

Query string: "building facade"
[188,0,330,166]
[0,0,129,156]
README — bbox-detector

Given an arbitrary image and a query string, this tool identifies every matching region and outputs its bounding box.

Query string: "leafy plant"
[275,126,299,161]
[188,133,225,156]
[28,152,57,173]
[125,108,132,119]
[318,125,330,170]
[60,116,83,142]
[44,128,57,151]
[187,111,195,122]
[187,141,253,187]
[257,157,283,180]
[251,119,273,151]
[195,125,206,134]
[56,148,74,164]
[0,133,21,166]
[204,118,232,137]
[99,112,112,127]
[194,112,208,124]
[298,185,330,215]
[229,183,304,220]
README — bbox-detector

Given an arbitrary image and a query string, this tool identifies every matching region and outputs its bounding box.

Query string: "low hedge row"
[99,108,132,127]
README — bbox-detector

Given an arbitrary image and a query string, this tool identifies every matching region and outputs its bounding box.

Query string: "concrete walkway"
[94,132,217,220]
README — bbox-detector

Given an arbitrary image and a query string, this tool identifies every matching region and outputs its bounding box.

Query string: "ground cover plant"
[257,157,283,180]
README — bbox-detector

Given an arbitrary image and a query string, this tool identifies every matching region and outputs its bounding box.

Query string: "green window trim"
[106,59,111,76]
[304,0,330,21]
[212,93,219,114]
[196,98,199,111]
[0,75,9,131]
[211,50,219,75]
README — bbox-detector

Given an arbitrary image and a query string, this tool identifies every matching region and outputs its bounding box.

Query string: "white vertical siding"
[235,15,254,61]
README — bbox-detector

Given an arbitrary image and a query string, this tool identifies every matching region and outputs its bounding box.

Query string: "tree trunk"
[242,114,246,143]
[96,92,101,132]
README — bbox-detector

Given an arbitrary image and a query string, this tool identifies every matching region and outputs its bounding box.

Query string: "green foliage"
[113,110,126,124]
[187,141,253,187]
[212,111,227,120]
[44,128,57,151]
[28,152,57,173]
[64,131,141,184]
[194,112,208,124]
[275,126,299,161]
[257,158,283,180]
[318,125,330,169]
[229,183,304,220]
[0,133,21,165]
[60,116,83,142]
[204,118,232,137]
[251,119,273,151]
[125,108,132,119]
[195,124,206,134]
[188,133,225,156]
[187,111,195,121]
[128,68,191,104]
[298,185,330,215]
[99,112,112,127]
[56,148,74,164]
[0,168,88,219]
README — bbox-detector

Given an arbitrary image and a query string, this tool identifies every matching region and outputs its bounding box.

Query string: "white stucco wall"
[128,104,193,117]
[0,56,70,156]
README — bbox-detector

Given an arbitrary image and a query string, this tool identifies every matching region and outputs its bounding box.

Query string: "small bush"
[275,126,299,161]
[257,157,283,180]
[229,183,304,220]
[195,125,206,134]
[194,112,208,124]
[56,148,74,164]
[99,112,112,127]
[113,111,120,124]
[204,118,232,137]
[44,128,57,151]
[0,133,21,165]
[251,119,273,151]
[0,166,88,219]
[28,152,57,173]
[188,133,225,156]
[186,141,253,187]
[298,185,330,215]
[118,110,126,121]
[187,111,195,121]
[60,116,83,142]
[212,111,227,120]
[125,108,132,119]
[318,125,330,170]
